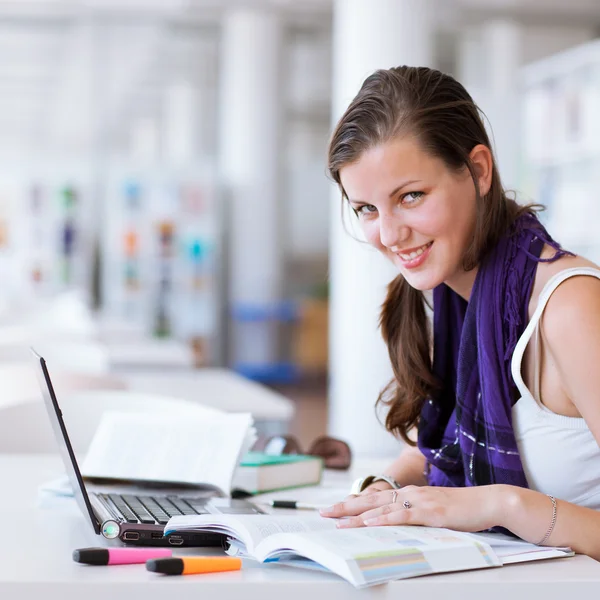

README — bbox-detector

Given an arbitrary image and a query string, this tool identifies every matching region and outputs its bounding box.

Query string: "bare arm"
[325,482,600,560]
[381,445,428,487]
[501,487,600,557]
[361,444,428,494]
[504,273,600,556]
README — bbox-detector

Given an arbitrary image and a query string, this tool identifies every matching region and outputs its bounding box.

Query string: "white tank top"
[511,267,600,509]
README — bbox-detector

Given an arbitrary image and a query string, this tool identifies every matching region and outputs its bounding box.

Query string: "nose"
[379,211,410,250]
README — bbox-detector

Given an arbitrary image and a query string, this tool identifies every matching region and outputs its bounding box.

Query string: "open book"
[165,514,574,588]
[81,407,256,496]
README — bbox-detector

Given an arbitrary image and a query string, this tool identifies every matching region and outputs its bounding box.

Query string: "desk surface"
[120,368,295,422]
[104,338,196,370]
[2,455,600,600]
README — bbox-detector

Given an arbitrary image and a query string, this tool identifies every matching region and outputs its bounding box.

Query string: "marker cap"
[72,548,110,565]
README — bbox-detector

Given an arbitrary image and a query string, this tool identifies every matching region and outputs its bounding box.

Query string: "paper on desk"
[467,531,574,564]
[81,409,256,495]
[39,475,73,497]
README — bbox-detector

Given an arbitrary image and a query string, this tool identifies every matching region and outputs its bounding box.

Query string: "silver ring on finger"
[391,489,398,504]
[403,499,412,509]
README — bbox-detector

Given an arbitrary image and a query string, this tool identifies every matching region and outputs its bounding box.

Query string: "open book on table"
[165,513,574,588]
[80,406,256,496]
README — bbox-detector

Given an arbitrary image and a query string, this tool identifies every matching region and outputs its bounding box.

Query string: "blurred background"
[0,0,599,458]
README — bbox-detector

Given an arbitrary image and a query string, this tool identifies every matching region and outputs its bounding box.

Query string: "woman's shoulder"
[529,245,600,319]
[530,247,600,426]
[539,244,599,277]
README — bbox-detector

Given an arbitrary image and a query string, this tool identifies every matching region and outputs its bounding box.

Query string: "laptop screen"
[31,348,100,535]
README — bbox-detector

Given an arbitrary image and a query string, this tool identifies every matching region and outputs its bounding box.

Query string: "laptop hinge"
[90,493,124,526]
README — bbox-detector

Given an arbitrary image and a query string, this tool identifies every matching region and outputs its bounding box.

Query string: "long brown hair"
[328,66,535,445]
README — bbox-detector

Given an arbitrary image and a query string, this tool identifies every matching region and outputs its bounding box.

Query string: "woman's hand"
[320,484,511,533]
[344,480,393,502]
[362,481,394,493]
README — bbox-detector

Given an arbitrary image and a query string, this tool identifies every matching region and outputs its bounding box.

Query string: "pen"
[146,556,242,575]
[269,500,325,510]
[73,547,172,565]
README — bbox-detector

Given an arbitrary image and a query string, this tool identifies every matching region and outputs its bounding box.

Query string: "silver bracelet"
[536,495,557,545]
[349,474,401,495]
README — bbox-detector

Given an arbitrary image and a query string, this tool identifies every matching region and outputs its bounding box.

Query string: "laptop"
[32,349,264,547]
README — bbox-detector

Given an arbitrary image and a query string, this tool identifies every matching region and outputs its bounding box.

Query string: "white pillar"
[329,0,434,457]
[218,9,282,368]
[130,117,159,163]
[163,81,198,165]
[457,26,485,105]
[482,19,522,191]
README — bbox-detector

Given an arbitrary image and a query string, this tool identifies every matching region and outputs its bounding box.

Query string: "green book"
[233,452,323,494]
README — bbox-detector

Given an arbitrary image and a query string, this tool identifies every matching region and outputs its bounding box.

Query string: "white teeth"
[399,242,431,261]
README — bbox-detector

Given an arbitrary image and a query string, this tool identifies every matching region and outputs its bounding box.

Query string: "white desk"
[121,368,295,424]
[94,314,196,370]
[2,455,600,600]
[105,338,196,371]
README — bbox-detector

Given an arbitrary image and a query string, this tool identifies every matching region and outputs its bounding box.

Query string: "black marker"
[269,500,325,510]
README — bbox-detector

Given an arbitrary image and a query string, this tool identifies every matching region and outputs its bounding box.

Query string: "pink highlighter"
[73,547,172,565]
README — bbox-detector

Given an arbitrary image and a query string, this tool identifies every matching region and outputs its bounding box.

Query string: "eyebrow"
[348,179,422,204]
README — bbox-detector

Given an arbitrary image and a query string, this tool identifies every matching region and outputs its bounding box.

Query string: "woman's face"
[339,136,491,298]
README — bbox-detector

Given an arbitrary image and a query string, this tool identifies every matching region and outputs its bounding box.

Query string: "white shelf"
[520,38,600,252]
[521,38,600,85]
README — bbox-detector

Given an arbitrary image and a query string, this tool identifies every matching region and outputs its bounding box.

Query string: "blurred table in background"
[94,313,295,435]
[94,314,197,371]
[0,297,296,453]
[121,368,295,436]
[104,338,196,371]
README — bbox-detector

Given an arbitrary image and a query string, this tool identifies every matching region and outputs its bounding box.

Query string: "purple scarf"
[418,213,569,488]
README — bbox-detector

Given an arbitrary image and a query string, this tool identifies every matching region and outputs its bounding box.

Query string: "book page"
[81,409,255,494]
[256,525,500,588]
[466,532,573,563]
[165,513,337,555]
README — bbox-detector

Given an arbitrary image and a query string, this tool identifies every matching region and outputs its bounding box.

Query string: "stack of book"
[81,408,322,496]
[233,452,322,495]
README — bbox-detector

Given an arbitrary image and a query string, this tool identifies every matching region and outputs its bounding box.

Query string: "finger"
[325,493,361,515]
[364,506,419,527]
[357,502,403,523]
[320,490,394,518]
[335,515,367,529]
[335,502,401,529]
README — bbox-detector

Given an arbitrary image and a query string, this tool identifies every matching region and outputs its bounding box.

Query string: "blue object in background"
[124,181,142,209]
[234,362,299,385]
[231,300,300,384]
[231,300,298,323]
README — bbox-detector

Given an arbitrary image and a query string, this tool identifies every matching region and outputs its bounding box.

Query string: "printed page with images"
[253,524,501,588]
[81,409,256,494]
[165,514,501,587]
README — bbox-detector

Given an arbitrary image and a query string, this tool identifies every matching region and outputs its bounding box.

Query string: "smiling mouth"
[398,241,433,261]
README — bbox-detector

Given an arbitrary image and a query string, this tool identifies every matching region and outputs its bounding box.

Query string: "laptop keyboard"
[99,493,208,525]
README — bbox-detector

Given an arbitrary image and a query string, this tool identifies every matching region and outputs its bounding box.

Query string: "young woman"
[319,66,600,559]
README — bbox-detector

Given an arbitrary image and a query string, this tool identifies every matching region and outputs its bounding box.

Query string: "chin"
[400,269,444,292]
